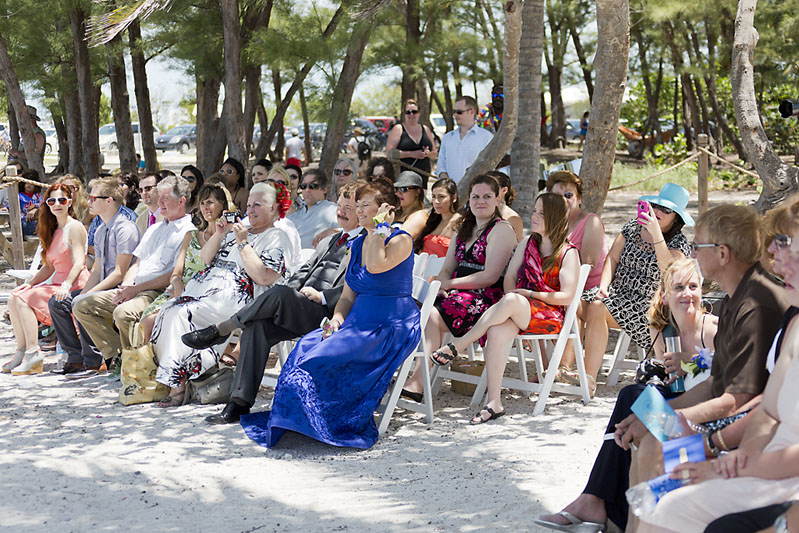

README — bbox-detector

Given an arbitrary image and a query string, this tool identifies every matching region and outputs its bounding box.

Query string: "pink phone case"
[637,200,650,221]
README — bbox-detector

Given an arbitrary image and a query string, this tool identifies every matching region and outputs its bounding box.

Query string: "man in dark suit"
[183,181,364,424]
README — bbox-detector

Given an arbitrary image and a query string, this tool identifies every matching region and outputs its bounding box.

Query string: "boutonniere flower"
[680,346,714,377]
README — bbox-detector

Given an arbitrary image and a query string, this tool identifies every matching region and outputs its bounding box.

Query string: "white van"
[98,122,161,153]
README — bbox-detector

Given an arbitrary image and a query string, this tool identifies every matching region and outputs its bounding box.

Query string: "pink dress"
[12,222,89,325]
[568,213,609,289]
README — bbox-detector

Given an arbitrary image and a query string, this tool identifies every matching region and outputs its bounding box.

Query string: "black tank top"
[397,124,433,178]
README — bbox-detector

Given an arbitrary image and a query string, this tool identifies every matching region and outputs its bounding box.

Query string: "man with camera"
[182,181,364,425]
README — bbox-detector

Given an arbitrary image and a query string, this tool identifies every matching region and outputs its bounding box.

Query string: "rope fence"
[696,146,760,179]
[608,153,700,191]
[0,174,49,190]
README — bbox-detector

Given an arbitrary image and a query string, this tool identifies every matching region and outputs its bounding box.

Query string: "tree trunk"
[632,20,661,157]
[62,64,84,177]
[196,74,222,177]
[547,63,566,148]
[319,23,372,196]
[401,0,421,105]
[441,69,455,131]
[107,35,137,172]
[271,68,285,160]
[243,63,261,155]
[478,0,504,81]
[458,0,524,197]
[579,0,629,215]
[731,0,799,210]
[452,58,463,99]
[70,7,100,181]
[221,0,246,164]
[46,96,69,174]
[570,24,594,102]
[512,0,544,222]
[8,102,19,153]
[299,83,312,164]
[128,19,157,172]
[0,32,44,176]
[663,22,700,152]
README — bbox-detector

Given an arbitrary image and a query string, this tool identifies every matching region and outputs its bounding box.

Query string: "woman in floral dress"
[152,182,294,407]
[401,174,517,400]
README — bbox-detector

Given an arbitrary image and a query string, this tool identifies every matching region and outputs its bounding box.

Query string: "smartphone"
[223,211,239,224]
[637,200,650,222]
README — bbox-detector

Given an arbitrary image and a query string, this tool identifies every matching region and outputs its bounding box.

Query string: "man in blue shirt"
[437,96,494,184]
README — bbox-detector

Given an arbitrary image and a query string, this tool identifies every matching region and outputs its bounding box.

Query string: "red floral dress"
[434,218,504,338]
[516,236,576,335]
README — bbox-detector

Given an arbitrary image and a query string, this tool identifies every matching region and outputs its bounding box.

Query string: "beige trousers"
[73,289,160,360]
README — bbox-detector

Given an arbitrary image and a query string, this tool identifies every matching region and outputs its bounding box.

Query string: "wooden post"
[697,134,709,215]
[6,181,25,269]
[794,145,799,166]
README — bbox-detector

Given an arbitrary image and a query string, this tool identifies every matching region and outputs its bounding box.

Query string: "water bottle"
[626,473,686,517]
[54,342,67,371]
[664,336,685,393]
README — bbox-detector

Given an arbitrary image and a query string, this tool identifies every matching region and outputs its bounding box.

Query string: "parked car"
[362,116,396,134]
[42,128,58,155]
[429,113,447,139]
[343,118,384,154]
[98,122,162,153]
[155,124,196,153]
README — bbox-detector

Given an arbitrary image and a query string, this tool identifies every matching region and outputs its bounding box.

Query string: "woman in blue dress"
[240,179,421,449]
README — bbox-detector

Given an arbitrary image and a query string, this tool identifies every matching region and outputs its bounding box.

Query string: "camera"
[779,99,799,118]
[223,211,239,224]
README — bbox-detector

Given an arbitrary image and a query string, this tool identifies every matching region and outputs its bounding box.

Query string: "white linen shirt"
[437,124,494,184]
[132,214,196,285]
[286,200,338,249]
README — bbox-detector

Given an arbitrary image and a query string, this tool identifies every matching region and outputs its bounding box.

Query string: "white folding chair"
[4,243,42,282]
[602,330,645,386]
[413,252,429,278]
[376,275,440,434]
[261,339,295,389]
[423,254,446,279]
[468,264,592,415]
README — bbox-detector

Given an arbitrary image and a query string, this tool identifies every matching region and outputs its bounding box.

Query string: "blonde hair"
[696,204,762,265]
[647,257,704,330]
[87,177,124,205]
[268,166,291,184]
[56,174,90,224]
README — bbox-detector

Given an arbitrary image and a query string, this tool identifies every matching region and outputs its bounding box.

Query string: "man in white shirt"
[287,169,338,248]
[437,96,494,184]
[285,128,306,167]
[73,175,196,369]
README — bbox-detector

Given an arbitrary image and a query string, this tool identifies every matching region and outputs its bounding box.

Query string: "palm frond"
[87,0,175,47]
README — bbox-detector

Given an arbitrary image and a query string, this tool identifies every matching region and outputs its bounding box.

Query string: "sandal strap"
[483,405,497,417]
[446,343,458,356]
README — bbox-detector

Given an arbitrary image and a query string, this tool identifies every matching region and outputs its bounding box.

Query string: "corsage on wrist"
[372,212,392,237]
[680,347,714,377]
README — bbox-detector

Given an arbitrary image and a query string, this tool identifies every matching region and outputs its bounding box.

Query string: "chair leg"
[377,356,414,435]
[606,332,631,386]
[420,354,435,423]
[469,363,487,407]
[572,334,591,405]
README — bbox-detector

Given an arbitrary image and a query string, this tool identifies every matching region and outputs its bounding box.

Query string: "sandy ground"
[0,188,758,532]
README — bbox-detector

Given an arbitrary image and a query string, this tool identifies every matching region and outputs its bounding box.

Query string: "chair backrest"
[413,252,429,278]
[561,264,591,333]
[299,248,316,264]
[423,254,446,279]
[412,275,441,340]
[29,244,43,272]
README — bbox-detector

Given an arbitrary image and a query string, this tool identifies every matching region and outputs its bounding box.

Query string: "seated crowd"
[2,150,798,532]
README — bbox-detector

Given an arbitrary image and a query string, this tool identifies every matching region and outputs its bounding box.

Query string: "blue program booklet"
[630,385,683,442]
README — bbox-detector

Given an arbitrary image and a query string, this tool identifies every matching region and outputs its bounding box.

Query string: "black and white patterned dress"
[152,226,293,387]
[582,219,690,352]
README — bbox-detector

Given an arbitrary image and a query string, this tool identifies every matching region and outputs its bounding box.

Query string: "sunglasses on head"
[334,168,353,176]
[651,203,674,215]
[88,195,111,202]
[46,197,69,206]
[404,109,419,115]
[299,182,320,190]
[138,184,156,193]
[395,186,419,193]
[774,233,793,250]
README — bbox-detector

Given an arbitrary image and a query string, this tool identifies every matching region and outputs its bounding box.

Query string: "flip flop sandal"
[400,388,423,403]
[156,393,185,408]
[220,354,237,367]
[533,511,605,532]
[470,405,506,425]
[430,342,458,366]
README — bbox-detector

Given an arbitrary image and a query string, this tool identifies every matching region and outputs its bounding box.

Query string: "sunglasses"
[651,203,674,215]
[138,185,156,193]
[404,110,419,115]
[453,109,469,115]
[562,191,575,199]
[88,195,111,202]
[220,168,235,175]
[299,182,320,190]
[395,186,419,193]
[46,197,69,206]
[689,241,720,254]
[181,174,196,183]
[492,93,504,98]
[267,178,288,186]
[334,169,353,176]
[774,233,793,250]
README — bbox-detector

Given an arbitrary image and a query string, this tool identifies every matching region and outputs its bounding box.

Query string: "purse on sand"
[185,365,234,405]
[118,323,169,406]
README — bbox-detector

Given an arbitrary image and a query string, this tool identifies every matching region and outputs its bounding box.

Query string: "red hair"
[37,183,74,267]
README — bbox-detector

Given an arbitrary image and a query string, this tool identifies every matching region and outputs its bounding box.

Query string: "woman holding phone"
[579,183,692,389]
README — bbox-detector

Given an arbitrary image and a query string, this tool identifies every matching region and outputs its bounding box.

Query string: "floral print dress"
[434,218,504,338]
[140,231,206,319]
[152,227,293,387]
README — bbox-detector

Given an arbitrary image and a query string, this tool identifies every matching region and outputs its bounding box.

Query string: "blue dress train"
[240,229,421,449]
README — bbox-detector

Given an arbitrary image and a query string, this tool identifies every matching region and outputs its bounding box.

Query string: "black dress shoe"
[182,325,230,350]
[51,362,85,375]
[205,402,250,425]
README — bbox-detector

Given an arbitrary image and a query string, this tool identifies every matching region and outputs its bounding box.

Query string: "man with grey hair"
[73,175,196,376]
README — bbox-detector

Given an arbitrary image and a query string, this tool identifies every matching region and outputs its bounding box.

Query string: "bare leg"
[637,522,680,533]
[8,295,39,351]
[479,319,520,415]
[583,300,620,380]
[7,295,27,351]
[139,313,157,342]
[539,493,607,526]
[403,308,449,394]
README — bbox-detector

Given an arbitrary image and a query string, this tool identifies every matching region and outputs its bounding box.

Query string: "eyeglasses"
[652,203,674,215]
[267,178,288,187]
[334,169,353,176]
[774,234,793,250]
[138,185,156,193]
[299,182,320,190]
[492,93,504,99]
[395,186,419,193]
[181,175,196,183]
[88,195,111,202]
[46,197,69,206]
[689,241,720,254]
[562,191,575,199]
[404,110,419,115]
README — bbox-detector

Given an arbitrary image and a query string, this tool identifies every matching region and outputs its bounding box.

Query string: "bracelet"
[705,431,720,457]
[716,429,730,451]
[652,239,665,245]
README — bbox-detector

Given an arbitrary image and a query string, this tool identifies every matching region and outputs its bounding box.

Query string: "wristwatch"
[237,241,248,251]
[774,513,789,533]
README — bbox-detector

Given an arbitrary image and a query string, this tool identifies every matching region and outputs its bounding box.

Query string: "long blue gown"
[240,229,421,449]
